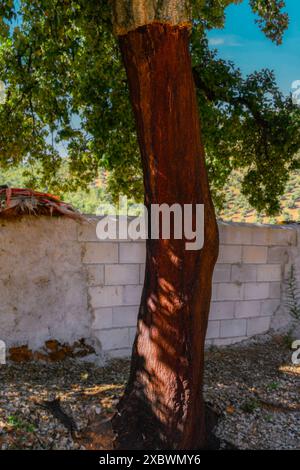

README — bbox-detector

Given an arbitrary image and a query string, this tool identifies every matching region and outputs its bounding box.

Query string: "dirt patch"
[9,339,95,363]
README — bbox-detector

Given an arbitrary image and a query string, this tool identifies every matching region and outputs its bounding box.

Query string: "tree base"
[112,402,221,450]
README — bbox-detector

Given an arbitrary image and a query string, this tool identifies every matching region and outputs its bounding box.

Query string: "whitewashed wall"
[0,216,297,358]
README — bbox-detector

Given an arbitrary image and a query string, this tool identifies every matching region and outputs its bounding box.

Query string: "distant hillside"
[219,170,300,224]
[2,165,300,223]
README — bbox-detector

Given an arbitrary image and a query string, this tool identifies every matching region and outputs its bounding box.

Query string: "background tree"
[0,0,298,450]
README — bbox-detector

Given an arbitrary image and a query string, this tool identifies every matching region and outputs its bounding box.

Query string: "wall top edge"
[0,214,298,233]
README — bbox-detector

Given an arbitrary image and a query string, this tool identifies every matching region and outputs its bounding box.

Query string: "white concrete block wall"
[0,217,297,357]
[81,219,297,355]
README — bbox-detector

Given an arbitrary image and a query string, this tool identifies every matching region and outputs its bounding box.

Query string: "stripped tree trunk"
[112,1,219,450]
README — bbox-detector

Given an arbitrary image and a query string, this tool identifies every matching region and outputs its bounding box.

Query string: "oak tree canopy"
[0,0,298,214]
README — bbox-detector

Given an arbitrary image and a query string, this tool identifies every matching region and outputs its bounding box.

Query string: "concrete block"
[235,300,261,318]
[247,316,271,336]
[123,285,143,305]
[267,246,289,264]
[244,282,269,300]
[242,246,268,264]
[83,242,118,264]
[231,264,257,283]
[220,319,247,338]
[220,223,252,245]
[119,242,146,263]
[209,301,235,320]
[260,299,280,316]
[268,227,297,246]
[92,307,113,329]
[89,286,123,308]
[213,264,231,283]
[206,321,220,339]
[256,264,281,282]
[216,283,243,301]
[218,245,242,264]
[112,306,139,327]
[105,264,140,285]
[95,328,129,350]
[251,227,270,245]
[211,284,218,301]
[269,282,281,299]
[129,327,137,346]
[139,264,145,284]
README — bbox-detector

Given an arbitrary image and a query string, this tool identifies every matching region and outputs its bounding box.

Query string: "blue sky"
[9,1,298,96]
[207,0,300,95]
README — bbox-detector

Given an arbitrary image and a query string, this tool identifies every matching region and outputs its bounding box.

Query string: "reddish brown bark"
[113,23,219,450]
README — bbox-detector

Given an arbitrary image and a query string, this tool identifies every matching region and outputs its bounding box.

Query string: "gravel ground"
[205,334,300,450]
[0,334,299,450]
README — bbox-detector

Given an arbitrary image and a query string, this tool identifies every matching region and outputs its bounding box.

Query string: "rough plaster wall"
[0,216,93,350]
[271,224,300,337]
